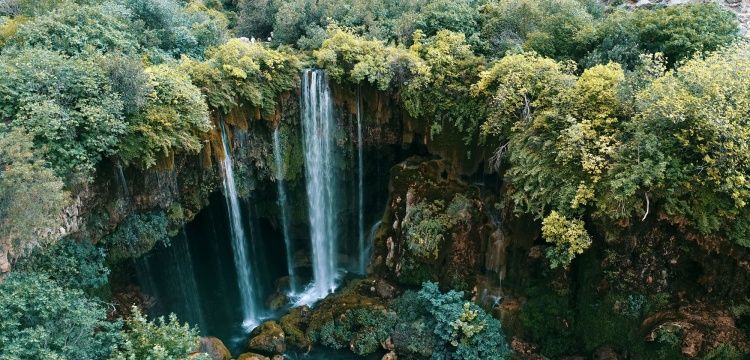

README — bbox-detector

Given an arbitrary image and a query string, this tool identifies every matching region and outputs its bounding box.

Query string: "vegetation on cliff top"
[0,0,747,358]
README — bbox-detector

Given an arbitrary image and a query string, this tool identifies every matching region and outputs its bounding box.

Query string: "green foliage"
[405,200,453,260]
[415,282,511,360]
[519,285,577,357]
[312,308,397,355]
[101,53,151,116]
[635,44,750,245]
[124,0,227,60]
[110,306,205,360]
[541,211,592,269]
[315,25,416,91]
[16,237,109,291]
[583,3,739,69]
[119,63,211,168]
[5,3,140,56]
[0,271,121,360]
[401,30,486,143]
[104,211,169,262]
[0,48,125,181]
[479,0,599,60]
[0,127,68,261]
[181,38,299,114]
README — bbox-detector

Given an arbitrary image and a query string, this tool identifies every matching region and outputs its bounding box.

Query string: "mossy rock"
[280,306,312,351]
[198,336,231,360]
[247,321,286,354]
[236,353,269,360]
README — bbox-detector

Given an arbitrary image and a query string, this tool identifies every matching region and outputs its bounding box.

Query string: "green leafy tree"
[0,49,126,181]
[401,30,486,143]
[479,0,598,60]
[0,127,68,271]
[583,3,739,68]
[119,63,211,168]
[0,272,121,360]
[5,3,140,56]
[412,282,511,360]
[110,306,205,360]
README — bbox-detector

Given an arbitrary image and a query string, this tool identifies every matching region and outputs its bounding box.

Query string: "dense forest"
[0,0,749,359]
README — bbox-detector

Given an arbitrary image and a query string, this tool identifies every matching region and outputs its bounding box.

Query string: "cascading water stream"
[356,87,366,275]
[218,120,259,328]
[299,69,339,303]
[273,129,298,294]
[169,230,206,331]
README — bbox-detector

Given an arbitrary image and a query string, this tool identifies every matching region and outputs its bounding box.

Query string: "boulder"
[247,320,286,354]
[592,346,619,360]
[198,337,231,360]
[374,279,397,299]
[382,351,397,360]
[279,306,312,351]
[237,353,269,360]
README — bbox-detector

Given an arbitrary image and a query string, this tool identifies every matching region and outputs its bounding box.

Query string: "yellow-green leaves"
[183,39,299,114]
[120,63,210,168]
[541,211,592,269]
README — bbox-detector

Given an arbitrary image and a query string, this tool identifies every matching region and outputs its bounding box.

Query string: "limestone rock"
[198,336,231,360]
[382,351,397,360]
[237,353,269,360]
[247,320,286,354]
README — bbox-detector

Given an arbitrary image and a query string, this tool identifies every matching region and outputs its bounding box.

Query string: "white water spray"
[299,69,339,302]
[218,120,258,329]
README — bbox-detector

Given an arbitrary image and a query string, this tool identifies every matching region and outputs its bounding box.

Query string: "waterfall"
[356,88,366,274]
[299,69,339,302]
[169,230,206,331]
[273,129,298,294]
[218,120,258,328]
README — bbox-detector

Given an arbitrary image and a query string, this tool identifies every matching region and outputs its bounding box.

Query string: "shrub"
[0,48,126,181]
[110,306,206,360]
[104,211,169,262]
[541,211,592,269]
[119,63,211,168]
[0,272,121,360]
[16,237,109,291]
[0,127,68,263]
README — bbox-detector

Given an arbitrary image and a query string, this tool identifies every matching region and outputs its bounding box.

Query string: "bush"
[541,211,592,269]
[16,237,109,291]
[0,272,121,360]
[583,3,739,69]
[110,306,205,360]
[104,211,169,262]
[0,127,68,262]
[119,63,211,168]
[0,48,126,181]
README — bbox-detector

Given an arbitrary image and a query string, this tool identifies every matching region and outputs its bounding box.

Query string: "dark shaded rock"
[247,321,286,354]
[198,336,231,360]
[592,346,619,360]
[280,306,312,351]
[374,279,397,299]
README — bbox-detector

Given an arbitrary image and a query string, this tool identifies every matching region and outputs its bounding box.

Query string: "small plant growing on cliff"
[541,211,592,269]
